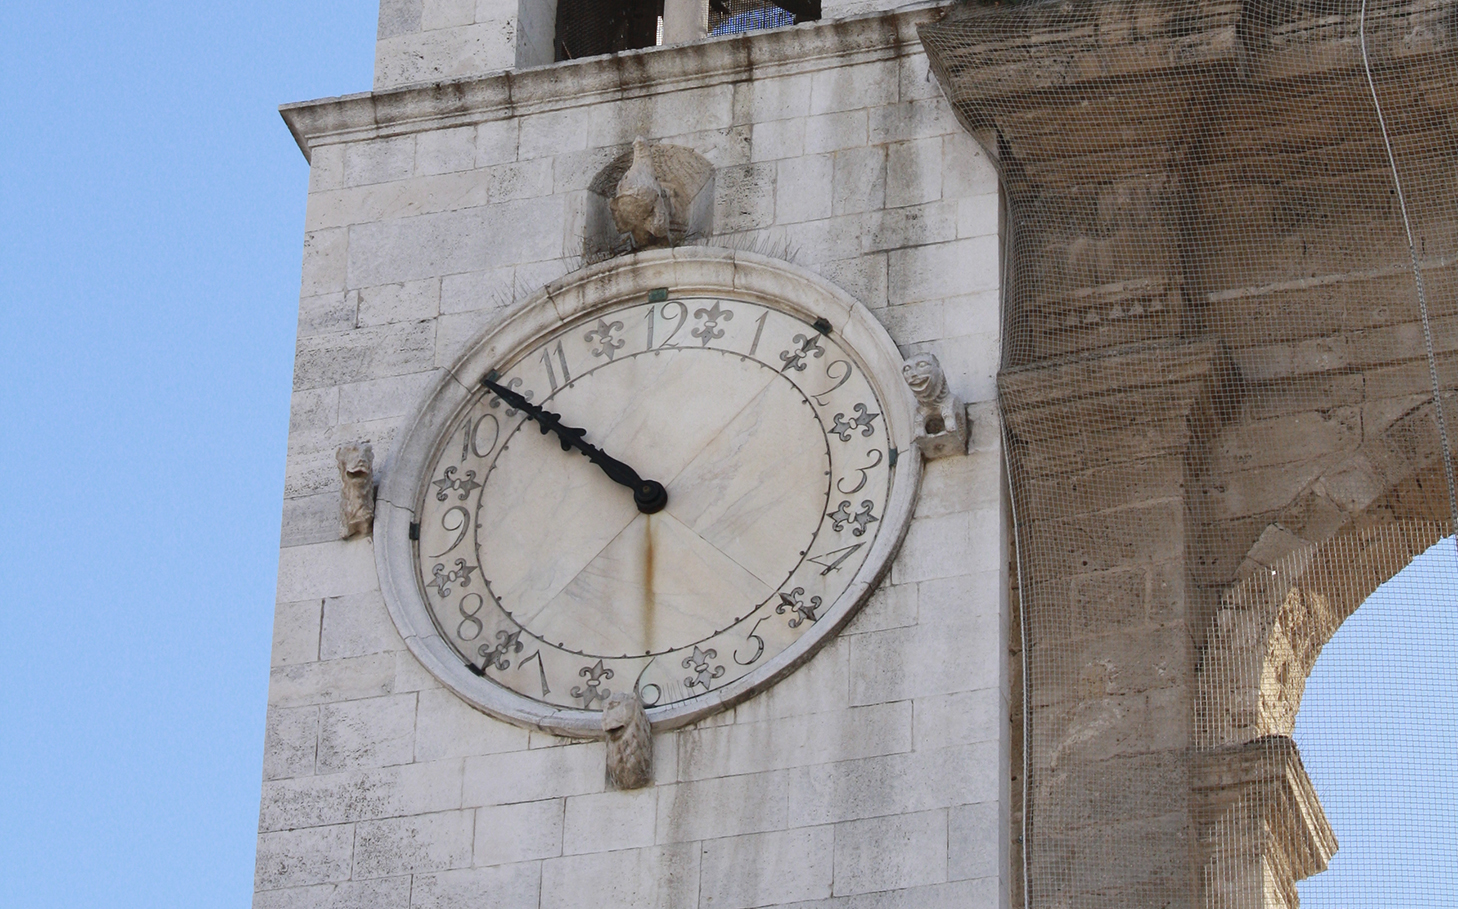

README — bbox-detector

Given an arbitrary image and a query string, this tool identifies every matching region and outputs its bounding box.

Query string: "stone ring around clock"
[374,246,920,737]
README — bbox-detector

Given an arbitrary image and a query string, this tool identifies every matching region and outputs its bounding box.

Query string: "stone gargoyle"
[902,352,969,459]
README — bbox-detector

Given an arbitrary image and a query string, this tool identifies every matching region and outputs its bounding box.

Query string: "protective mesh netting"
[709,0,817,36]
[919,1,1457,906]
[710,0,794,35]
[554,0,661,61]
[553,0,815,59]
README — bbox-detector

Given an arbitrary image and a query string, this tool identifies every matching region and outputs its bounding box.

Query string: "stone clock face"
[414,296,893,714]
[377,250,918,735]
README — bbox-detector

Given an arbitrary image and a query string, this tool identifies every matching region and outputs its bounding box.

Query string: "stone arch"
[1219,399,1455,597]
[1197,518,1447,751]
[1199,399,1453,750]
[1193,400,1454,908]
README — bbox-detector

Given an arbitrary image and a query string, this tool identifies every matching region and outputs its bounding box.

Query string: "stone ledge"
[281,8,943,161]
[998,340,1238,476]
[1000,337,1233,411]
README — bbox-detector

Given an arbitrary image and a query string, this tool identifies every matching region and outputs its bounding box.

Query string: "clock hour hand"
[483,374,668,514]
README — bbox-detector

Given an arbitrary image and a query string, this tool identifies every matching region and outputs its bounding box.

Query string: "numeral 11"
[541,341,571,391]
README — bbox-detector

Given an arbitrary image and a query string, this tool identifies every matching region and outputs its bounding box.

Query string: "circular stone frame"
[375,247,921,736]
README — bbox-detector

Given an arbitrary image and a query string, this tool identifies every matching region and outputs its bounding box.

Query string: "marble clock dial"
[413,296,894,713]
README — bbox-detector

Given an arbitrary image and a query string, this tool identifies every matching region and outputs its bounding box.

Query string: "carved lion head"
[901,352,947,406]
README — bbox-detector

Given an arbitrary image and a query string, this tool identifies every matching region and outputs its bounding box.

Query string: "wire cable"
[1360,0,1458,547]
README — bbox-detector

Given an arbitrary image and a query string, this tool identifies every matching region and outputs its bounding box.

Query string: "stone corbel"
[602,691,653,789]
[337,442,376,539]
[586,139,714,259]
[1194,736,1337,909]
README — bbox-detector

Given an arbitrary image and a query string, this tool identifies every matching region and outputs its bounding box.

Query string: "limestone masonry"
[262,0,1458,906]
[262,3,1007,908]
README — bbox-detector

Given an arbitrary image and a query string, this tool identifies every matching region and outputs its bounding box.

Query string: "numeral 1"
[644,305,655,351]
[540,341,571,391]
[748,311,768,357]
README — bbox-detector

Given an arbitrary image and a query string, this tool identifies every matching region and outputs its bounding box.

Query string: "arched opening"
[1195,518,1455,908]
[1193,389,1458,909]
[1292,536,1458,906]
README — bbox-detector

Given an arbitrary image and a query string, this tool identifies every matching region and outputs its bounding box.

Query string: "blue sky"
[1294,537,1458,907]
[1,3,1453,907]
[0,3,374,905]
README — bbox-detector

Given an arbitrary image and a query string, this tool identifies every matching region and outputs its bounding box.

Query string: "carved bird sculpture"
[610,137,672,248]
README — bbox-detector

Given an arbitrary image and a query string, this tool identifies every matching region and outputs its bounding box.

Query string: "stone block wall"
[920,0,1458,905]
[263,11,1008,908]
[375,0,526,89]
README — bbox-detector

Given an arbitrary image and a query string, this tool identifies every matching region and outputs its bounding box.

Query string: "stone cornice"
[280,6,942,161]
[918,0,1457,197]
[997,339,1238,480]
[921,0,1243,107]
[921,0,1455,122]
[999,337,1234,417]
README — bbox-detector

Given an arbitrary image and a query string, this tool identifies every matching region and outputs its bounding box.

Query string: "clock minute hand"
[482,377,633,484]
[482,375,668,514]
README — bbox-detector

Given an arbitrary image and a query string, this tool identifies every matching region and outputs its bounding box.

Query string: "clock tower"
[259,2,1007,906]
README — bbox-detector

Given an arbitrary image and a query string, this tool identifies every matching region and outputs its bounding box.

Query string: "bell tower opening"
[549,0,819,60]
[553,0,662,61]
